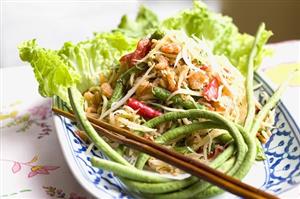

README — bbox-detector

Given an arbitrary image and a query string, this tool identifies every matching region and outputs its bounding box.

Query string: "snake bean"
[244,23,266,132]
[152,87,205,110]
[91,157,172,183]
[135,110,247,171]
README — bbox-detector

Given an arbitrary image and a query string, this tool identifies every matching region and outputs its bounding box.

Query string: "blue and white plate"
[53,72,300,199]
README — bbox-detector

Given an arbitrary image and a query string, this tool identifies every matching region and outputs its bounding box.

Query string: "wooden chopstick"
[52,107,278,199]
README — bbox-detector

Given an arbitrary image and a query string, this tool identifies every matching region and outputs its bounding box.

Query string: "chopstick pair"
[52,107,278,199]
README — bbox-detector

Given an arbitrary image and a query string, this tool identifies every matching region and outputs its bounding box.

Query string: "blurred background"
[221,0,300,42]
[1,0,300,68]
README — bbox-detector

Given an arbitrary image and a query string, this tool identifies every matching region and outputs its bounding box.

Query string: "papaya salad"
[82,28,276,173]
[18,2,287,198]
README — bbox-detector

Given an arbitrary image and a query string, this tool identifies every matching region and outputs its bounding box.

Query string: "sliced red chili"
[127,98,161,119]
[203,77,219,101]
[200,65,209,71]
[120,39,152,67]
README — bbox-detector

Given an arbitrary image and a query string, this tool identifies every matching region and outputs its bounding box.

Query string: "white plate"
[53,72,300,199]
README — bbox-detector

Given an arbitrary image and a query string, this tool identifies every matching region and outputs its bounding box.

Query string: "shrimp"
[176,64,189,89]
[101,83,113,98]
[155,54,169,70]
[188,71,208,90]
[163,69,177,92]
[160,43,181,54]
[136,81,152,97]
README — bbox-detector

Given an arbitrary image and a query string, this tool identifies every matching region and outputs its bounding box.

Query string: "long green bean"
[152,87,205,110]
[194,125,256,198]
[122,144,235,195]
[133,144,237,198]
[134,117,249,198]
[244,23,266,132]
[150,30,165,40]
[91,157,172,183]
[155,121,221,144]
[120,177,198,194]
[136,110,247,171]
[250,79,288,137]
[145,157,236,199]
[216,132,266,161]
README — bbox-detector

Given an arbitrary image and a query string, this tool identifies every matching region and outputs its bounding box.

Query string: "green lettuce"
[19,39,79,104]
[18,32,137,104]
[59,32,137,92]
[162,1,272,74]
[115,5,159,38]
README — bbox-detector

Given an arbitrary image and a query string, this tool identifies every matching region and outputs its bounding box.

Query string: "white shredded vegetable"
[85,143,94,155]
[129,73,135,87]
[137,35,170,64]
[117,117,156,133]
[193,130,225,151]
[174,50,182,68]
[254,83,263,90]
[99,95,108,119]
[167,88,202,101]
[177,65,189,89]
[208,132,213,154]
[203,143,208,161]
[181,45,200,72]
[182,118,192,125]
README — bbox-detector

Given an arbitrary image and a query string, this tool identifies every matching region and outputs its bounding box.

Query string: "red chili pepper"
[120,39,152,67]
[127,98,162,119]
[203,77,219,101]
[200,65,208,71]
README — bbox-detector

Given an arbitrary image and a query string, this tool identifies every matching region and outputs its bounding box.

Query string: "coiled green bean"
[145,157,236,199]
[91,157,172,183]
[194,125,256,198]
[121,144,235,195]
[120,177,198,194]
[135,110,247,171]
[155,121,221,144]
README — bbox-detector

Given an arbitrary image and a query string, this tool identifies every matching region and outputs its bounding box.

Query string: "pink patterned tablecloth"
[1,41,299,199]
[1,67,93,199]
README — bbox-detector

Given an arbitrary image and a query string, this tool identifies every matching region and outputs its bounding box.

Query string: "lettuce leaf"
[59,32,137,92]
[18,32,137,104]
[162,1,273,74]
[116,5,159,38]
[18,39,79,104]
